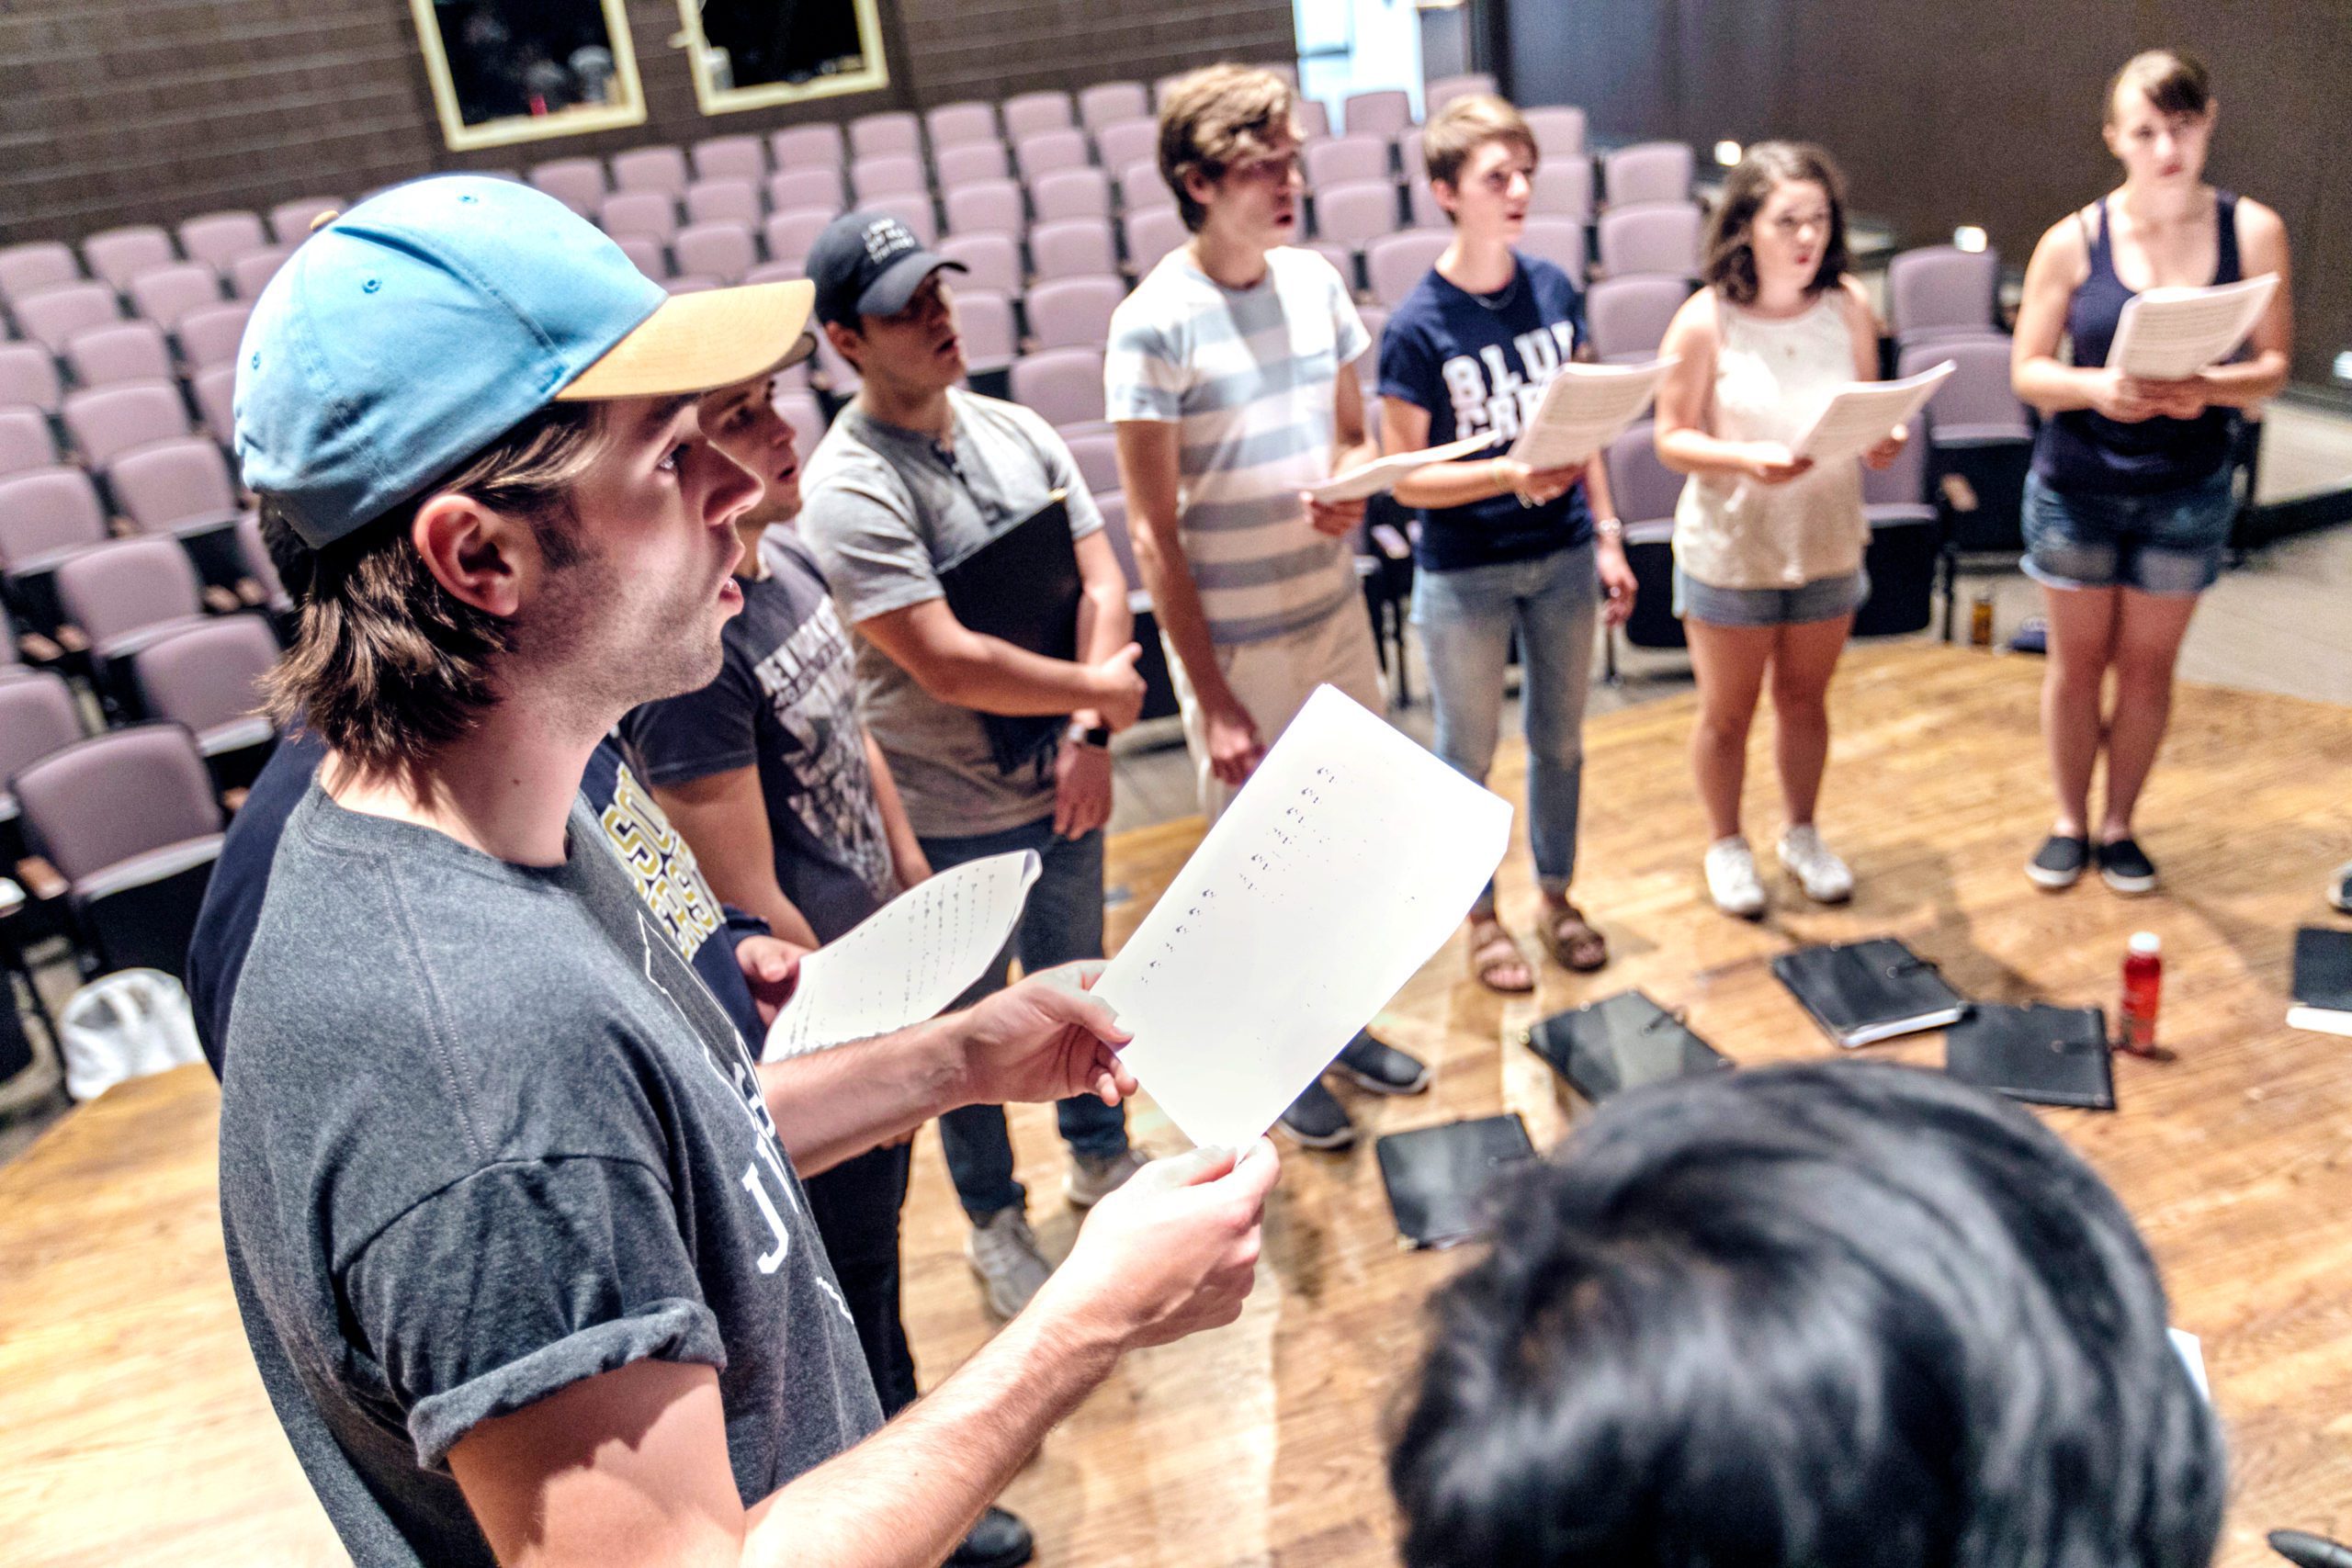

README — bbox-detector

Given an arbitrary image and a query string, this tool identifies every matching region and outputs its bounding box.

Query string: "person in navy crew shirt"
[1377,93,1637,998]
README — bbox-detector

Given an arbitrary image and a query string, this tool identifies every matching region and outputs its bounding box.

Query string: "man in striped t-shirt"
[1108,62,1430,1150]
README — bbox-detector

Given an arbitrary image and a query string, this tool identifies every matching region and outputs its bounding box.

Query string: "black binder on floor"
[937,491,1080,776]
[1771,938,1970,1047]
[1943,1003,2116,1110]
[2289,926,2352,1037]
[1522,988,1732,1104]
[1374,1113,1536,1250]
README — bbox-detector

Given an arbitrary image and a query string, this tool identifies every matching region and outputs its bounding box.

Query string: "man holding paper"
[2010,48,2291,897]
[797,212,1149,1321]
[1107,62,1432,1150]
[212,180,1280,1568]
[624,373,1051,1565]
[1377,92,1638,993]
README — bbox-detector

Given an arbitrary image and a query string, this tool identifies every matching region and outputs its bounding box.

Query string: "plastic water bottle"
[2118,932,2164,1056]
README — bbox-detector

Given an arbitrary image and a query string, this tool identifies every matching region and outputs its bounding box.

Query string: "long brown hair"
[263,401,605,776]
[1701,141,1850,307]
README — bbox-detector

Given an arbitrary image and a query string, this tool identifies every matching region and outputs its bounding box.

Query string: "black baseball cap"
[808,211,967,328]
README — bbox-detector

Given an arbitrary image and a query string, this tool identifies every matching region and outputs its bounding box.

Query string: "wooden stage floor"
[4,643,2348,1566]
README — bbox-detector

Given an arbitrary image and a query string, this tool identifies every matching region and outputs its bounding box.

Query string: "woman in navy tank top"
[2010,49,2291,897]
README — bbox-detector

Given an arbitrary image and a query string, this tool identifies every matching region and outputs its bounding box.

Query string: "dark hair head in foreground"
[1389,1060,2223,1568]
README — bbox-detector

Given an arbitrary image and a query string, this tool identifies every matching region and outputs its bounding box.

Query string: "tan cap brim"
[555,278,816,402]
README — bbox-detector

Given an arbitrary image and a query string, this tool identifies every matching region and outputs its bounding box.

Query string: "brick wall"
[0,0,1295,249]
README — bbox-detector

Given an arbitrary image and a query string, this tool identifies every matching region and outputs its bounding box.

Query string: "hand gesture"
[1304,491,1367,539]
[2089,368,2166,423]
[1206,701,1264,786]
[1043,1140,1281,1348]
[1743,443,1815,485]
[955,962,1136,1111]
[1596,542,1637,627]
[1863,422,1909,471]
[1495,457,1585,505]
[1086,644,1147,730]
[1052,738,1114,839]
[734,933,809,1028]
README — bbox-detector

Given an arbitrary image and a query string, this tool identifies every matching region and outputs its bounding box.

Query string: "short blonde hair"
[1420,93,1540,206]
[1156,63,1299,233]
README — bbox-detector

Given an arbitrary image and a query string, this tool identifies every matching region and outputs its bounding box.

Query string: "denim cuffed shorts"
[1674,567,1870,627]
[2020,467,2234,596]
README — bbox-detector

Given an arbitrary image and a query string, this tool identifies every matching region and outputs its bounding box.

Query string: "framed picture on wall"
[407,0,650,152]
[674,0,891,115]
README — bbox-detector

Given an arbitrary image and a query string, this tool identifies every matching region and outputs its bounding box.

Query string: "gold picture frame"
[673,0,891,117]
[407,0,650,152]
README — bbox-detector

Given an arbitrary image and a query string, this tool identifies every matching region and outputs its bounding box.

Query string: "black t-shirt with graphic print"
[217,784,881,1568]
[623,531,897,946]
[1376,252,1595,573]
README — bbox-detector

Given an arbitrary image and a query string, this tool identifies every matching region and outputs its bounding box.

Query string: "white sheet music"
[2107,274,2278,380]
[1788,361,1955,461]
[1504,357,1675,469]
[1094,686,1512,1151]
[761,850,1038,1061]
[1306,431,1500,504]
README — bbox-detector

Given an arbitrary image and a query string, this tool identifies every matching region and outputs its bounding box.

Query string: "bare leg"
[2099,588,2200,840]
[1685,619,1778,841]
[2039,584,2121,838]
[1768,612,1855,829]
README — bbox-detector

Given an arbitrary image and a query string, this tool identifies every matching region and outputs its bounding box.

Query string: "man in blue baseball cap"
[217,175,1278,1568]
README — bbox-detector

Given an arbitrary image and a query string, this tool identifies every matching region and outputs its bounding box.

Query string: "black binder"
[936,491,1080,776]
[1943,1003,2116,1111]
[1374,1113,1536,1249]
[2290,926,2352,1037]
[1523,988,1732,1103]
[1770,938,1970,1047]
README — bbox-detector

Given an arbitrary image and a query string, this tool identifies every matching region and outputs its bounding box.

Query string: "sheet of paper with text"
[1095,687,1512,1151]
[763,850,1039,1062]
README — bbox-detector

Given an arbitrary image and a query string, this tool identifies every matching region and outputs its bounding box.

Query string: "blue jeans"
[923,815,1128,1220]
[1412,542,1599,911]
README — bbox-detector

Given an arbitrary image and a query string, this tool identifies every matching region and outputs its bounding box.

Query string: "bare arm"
[860,734,930,889]
[2191,198,2292,409]
[2011,215,2108,415]
[1382,394,1598,511]
[649,769,822,949]
[1068,528,1134,725]
[853,599,1142,727]
[1114,418,1237,715]
[447,1142,1279,1568]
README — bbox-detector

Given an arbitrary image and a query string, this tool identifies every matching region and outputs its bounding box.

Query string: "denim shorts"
[1674,566,1870,627]
[2020,468,2235,596]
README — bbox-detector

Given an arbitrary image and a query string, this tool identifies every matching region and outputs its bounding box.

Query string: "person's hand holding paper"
[1093,686,1513,1152]
[954,960,1138,1111]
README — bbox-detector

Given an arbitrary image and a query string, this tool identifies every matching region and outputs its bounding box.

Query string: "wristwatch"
[1066,720,1112,749]
[1593,516,1625,542]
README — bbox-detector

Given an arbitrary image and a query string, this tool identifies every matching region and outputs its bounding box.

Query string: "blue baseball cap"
[233,175,816,547]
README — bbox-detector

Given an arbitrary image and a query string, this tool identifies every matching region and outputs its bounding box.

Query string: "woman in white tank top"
[1654,143,1907,919]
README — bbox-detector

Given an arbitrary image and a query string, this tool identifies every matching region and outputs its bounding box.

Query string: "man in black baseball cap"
[797,212,1158,1323]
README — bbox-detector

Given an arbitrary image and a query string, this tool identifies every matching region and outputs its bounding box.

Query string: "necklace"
[1467,268,1523,313]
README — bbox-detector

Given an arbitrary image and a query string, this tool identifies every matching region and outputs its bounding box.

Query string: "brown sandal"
[1467,918,1535,994]
[1538,903,1609,973]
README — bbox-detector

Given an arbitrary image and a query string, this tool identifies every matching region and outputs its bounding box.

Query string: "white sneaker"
[1065,1146,1147,1209]
[1703,836,1768,919]
[965,1208,1051,1318]
[1777,825,1854,904]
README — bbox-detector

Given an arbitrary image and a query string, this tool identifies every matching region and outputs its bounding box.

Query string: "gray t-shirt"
[218,784,881,1567]
[797,387,1103,840]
